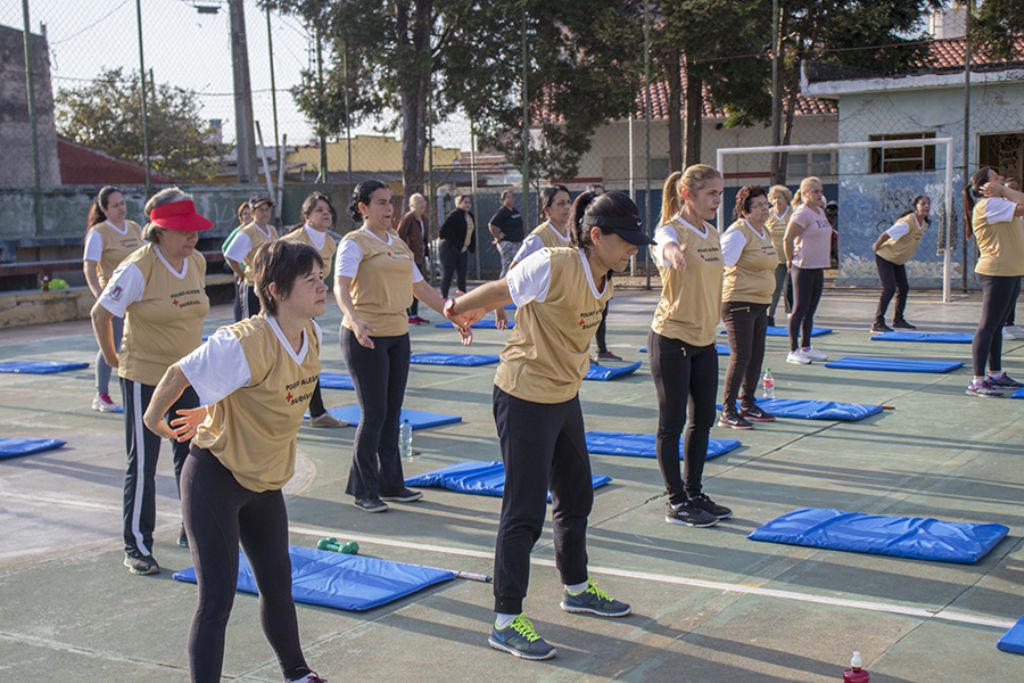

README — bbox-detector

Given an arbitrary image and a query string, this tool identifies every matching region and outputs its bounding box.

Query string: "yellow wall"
[288,134,461,174]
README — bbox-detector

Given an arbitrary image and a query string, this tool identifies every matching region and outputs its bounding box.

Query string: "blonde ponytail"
[660,164,723,225]
[792,176,822,209]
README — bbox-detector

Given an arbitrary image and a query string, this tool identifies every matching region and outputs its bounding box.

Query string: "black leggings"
[768,263,792,322]
[491,387,592,614]
[874,255,909,324]
[973,275,1021,376]
[595,301,610,353]
[648,331,718,505]
[181,447,310,683]
[341,328,411,500]
[789,266,825,351]
[721,302,768,413]
[439,240,468,298]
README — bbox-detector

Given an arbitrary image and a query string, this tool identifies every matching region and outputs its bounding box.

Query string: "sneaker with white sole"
[92,393,123,413]
[488,614,556,660]
[966,379,1004,398]
[124,552,160,576]
[787,349,812,365]
[987,372,1023,389]
[1007,325,1024,338]
[560,579,631,617]
[1002,328,1015,341]
[802,347,829,362]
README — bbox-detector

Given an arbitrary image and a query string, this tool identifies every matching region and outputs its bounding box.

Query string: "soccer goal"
[716,138,956,303]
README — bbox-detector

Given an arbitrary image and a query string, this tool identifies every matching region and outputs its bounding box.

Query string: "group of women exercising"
[81,160,1023,678]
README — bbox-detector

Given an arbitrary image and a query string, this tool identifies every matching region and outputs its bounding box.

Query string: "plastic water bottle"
[399,419,414,461]
[762,368,776,399]
[316,537,359,554]
[842,651,870,683]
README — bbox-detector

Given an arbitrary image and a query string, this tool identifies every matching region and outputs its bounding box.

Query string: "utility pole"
[315,26,328,184]
[643,1,652,289]
[21,0,43,234]
[961,0,972,292]
[134,0,151,196]
[265,6,280,165]
[229,0,257,184]
[343,35,353,192]
[520,6,530,225]
[770,0,783,185]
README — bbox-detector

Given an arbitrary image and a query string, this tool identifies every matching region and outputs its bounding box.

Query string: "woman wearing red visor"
[91,187,212,576]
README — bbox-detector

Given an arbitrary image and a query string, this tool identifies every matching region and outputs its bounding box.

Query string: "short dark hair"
[251,240,324,316]
[539,184,570,218]
[733,185,767,221]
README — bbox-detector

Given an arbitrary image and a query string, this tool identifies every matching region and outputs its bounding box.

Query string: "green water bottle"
[316,537,359,554]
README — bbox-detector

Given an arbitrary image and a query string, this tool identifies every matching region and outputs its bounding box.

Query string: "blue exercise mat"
[584,361,641,381]
[825,356,963,373]
[319,372,354,390]
[435,320,515,329]
[748,508,1009,564]
[0,361,89,374]
[0,437,65,459]
[997,616,1024,655]
[1012,387,1024,399]
[320,405,461,430]
[410,353,500,367]
[586,431,741,460]
[172,545,455,611]
[716,398,883,422]
[721,326,831,338]
[404,460,612,500]
[716,343,730,356]
[870,331,974,344]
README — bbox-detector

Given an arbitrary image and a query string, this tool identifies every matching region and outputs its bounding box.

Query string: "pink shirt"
[789,205,833,269]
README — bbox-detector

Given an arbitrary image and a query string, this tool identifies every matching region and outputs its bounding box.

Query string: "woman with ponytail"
[445,191,648,660]
[334,181,470,512]
[650,165,730,529]
[783,177,833,365]
[83,186,143,413]
[870,195,931,333]
[963,166,1024,397]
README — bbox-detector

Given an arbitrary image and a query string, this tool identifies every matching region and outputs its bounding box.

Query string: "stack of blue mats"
[870,331,973,344]
[319,406,461,430]
[717,398,882,421]
[435,320,515,330]
[173,545,456,611]
[319,372,354,390]
[584,361,641,381]
[585,431,741,460]
[748,508,1009,564]
[410,353,500,366]
[405,460,611,499]
[825,357,963,373]
[998,617,1024,654]
[0,361,89,374]
[0,437,65,459]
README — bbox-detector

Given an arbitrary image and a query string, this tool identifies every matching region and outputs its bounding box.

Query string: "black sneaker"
[124,552,160,576]
[740,404,775,422]
[665,500,718,528]
[354,497,389,513]
[987,373,1024,389]
[177,524,189,548]
[380,487,424,503]
[688,493,733,520]
[892,319,916,330]
[870,322,893,333]
[718,412,754,430]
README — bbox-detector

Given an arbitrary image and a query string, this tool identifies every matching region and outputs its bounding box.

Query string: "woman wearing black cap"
[445,190,649,660]
[225,196,278,320]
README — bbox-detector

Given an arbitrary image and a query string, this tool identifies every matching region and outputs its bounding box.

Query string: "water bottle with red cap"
[843,651,870,682]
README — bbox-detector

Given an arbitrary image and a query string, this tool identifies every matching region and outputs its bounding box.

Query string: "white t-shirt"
[512,223,572,264]
[985,197,1018,225]
[719,219,767,268]
[224,223,275,264]
[652,216,711,267]
[97,247,190,318]
[334,227,424,283]
[506,247,605,306]
[179,317,323,407]
[83,221,133,261]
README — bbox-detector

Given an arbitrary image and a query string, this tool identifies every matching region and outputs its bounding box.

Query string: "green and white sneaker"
[488,614,556,660]
[560,579,631,617]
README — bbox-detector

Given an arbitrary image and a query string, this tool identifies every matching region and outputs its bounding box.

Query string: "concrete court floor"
[1,288,1022,682]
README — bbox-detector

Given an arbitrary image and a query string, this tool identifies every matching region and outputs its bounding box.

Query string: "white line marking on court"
[288,523,1017,631]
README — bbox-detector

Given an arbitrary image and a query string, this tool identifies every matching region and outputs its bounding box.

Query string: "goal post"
[716,138,955,303]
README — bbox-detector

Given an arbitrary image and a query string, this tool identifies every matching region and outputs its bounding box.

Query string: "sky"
[1,0,471,151]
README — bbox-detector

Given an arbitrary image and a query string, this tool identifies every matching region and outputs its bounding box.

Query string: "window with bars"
[869,133,937,173]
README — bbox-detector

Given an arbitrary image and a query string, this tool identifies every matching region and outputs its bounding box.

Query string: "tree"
[55,68,225,181]
[972,0,1023,59]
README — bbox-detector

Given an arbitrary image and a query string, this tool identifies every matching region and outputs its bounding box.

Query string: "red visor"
[148,200,213,232]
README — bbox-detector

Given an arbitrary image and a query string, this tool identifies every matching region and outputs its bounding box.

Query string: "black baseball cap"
[582,214,655,246]
[248,195,274,209]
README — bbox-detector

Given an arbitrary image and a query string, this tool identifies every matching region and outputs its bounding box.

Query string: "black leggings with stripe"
[120,377,198,557]
[973,275,1021,376]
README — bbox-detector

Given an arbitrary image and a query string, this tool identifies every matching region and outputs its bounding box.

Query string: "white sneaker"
[1003,328,1015,341]
[1007,325,1024,338]
[787,349,812,365]
[92,393,123,413]
[802,347,829,362]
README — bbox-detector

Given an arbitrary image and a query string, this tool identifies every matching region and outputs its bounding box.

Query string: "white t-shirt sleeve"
[83,229,103,262]
[411,261,424,283]
[884,222,910,241]
[335,238,364,279]
[178,327,251,407]
[985,197,1018,225]
[506,249,553,306]
[652,225,680,268]
[97,262,145,318]
[224,232,252,263]
[719,229,748,268]
[512,234,543,264]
